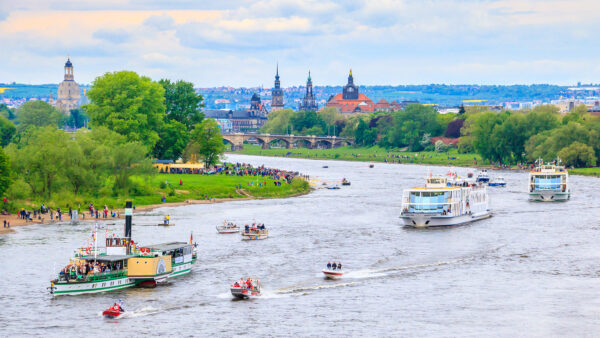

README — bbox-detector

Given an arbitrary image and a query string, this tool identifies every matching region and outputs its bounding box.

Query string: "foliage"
[0,146,11,197]
[0,116,16,146]
[435,140,449,153]
[64,108,88,129]
[380,104,442,151]
[525,122,600,166]
[190,119,225,168]
[260,109,295,134]
[445,119,464,138]
[16,101,63,131]
[153,119,189,161]
[6,126,152,199]
[159,79,204,130]
[0,104,16,120]
[558,142,596,168]
[85,71,166,151]
[289,110,327,135]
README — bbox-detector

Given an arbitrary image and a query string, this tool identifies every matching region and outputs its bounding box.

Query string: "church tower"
[56,57,81,114]
[342,68,359,100]
[299,71,318,111]
[271,64,284,112]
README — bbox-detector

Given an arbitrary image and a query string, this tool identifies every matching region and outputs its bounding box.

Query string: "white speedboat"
[528,159,570,201]
[322,269,344,279]
[216,221,239,234]
[488,177,506,187]
[400,175,491,228]
[231,278,261,299]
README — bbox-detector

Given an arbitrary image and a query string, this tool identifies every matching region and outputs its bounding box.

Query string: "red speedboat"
[322,268,344,279]
[102,303,125,319]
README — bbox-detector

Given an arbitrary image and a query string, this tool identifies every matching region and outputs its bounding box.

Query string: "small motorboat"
[216,221,240,234]
[369,164,374,168]
[322,268,344,279]
[488,177,506,187]
[157,222,174,226]
[102,303,125,319]
[231,278,261,299]
[467,172,474,178]
[241,224,268,240]
[327,186,341,190]
[476,169,490,183]
[322,165,329,168]
[341,178,351,186]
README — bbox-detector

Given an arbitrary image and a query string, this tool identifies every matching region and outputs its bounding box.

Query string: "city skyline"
[1,0,600,86]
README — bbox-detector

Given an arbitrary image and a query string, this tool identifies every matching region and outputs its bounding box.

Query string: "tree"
[558,142,596,167]
[0,116,16,146]
[153,119,189,161]
[190,119,225,168]
[261,109,295,134]
[354,119,368,145]
[85,71,166,151]
[290,110,327,135]
[445,119,464,138]
[159,79,204,130]
[0,147,11,197]
[65,108,88,129]
[0,104,15,120]
[435,140,449,153]
[16,101,62,131]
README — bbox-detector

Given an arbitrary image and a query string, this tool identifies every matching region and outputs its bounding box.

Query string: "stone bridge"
[222,133,354,151]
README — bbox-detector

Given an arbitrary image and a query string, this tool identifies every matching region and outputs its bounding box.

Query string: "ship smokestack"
[124,201,132,239]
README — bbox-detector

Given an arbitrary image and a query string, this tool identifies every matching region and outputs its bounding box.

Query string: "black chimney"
[124,201,132,239]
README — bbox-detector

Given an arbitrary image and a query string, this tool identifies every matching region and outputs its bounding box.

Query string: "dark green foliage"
[0,116,16,146]
[159,79,204,130]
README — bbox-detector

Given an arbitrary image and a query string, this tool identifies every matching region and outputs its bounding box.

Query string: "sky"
[1,0,599,87]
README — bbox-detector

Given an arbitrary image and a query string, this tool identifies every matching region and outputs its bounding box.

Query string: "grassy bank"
[233,145,484,167]
[568,168,600,177]
[8,173,310,212]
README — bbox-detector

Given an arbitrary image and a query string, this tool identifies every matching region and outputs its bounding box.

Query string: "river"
[1,154,600,337]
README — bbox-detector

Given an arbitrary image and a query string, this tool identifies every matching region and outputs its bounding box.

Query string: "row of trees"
[0,70,226,201]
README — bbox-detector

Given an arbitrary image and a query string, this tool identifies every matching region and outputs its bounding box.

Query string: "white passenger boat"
[528,159,570,201]
[216,221,240,234]
[241,224,268,240]
[476,169,490,183]
[400,175,491,228]
[231,278,261,299]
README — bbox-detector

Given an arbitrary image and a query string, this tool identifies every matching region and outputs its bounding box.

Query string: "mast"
[124,201,132,239]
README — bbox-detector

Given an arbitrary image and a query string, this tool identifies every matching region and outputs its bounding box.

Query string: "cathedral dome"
[65,58,73,67]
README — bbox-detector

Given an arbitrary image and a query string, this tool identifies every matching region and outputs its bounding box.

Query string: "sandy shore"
[0,188,312,235]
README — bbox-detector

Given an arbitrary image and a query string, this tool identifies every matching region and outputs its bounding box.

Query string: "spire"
[350,68,352,76]
[308,70,311,81]
[276,62,279,76]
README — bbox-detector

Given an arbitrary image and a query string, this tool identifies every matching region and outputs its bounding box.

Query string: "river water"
[1,154,600,337]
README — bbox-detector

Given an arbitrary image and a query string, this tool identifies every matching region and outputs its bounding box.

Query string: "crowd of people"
[58,260,123,282]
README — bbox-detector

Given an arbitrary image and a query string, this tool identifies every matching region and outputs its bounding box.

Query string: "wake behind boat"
[400,175,491,228]
[231,278,261,299]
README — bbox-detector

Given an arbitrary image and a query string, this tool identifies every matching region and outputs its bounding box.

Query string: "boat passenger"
[337,263,342,270]
[327,262,331,269]
[331,262,336,270]
[233,282,240,287]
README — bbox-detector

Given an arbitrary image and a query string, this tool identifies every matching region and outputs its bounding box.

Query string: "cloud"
[92,29,131,44]
[143,13,175,30]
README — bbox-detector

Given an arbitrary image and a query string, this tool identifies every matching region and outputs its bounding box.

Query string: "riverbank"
[567,167,600,177]
[1,173,310,235]
[232,145,488,167]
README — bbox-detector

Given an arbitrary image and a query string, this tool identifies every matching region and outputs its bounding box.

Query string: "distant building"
[55,58,81,114]
[271,64,284,111]
[325,69,375,114]
[299,71,318,111]
[204,93,268,132]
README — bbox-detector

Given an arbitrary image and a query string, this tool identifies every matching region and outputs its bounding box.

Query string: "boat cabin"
[145,242,194,265]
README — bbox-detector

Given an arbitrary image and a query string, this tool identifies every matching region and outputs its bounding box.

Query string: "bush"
[435,140,449,153]
[159,181,167,189]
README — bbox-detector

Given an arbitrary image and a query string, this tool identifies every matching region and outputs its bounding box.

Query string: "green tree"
[0,147,11,197]
[85,71,166,151]
[65,108,88,129]
[0,104,16,120]
[153,119,189,161]
[261,109,295,134]
[0,116,16,146]
[558,142,596,167]
[159,79,204,130]
[16,101,62,131]
[290,110,326,135]
[190,119,225,168]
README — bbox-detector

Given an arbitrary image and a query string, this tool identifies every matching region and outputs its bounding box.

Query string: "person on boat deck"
[331,262,336,270]
[337,262,342,270]
[164,215,170,224]
[233,282,240,287]
[113,303,124,312]
[245,225,249,232]
[327,262,332,269]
